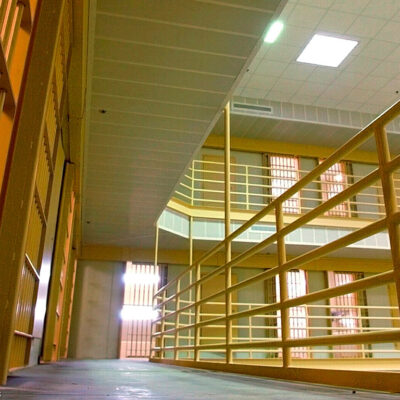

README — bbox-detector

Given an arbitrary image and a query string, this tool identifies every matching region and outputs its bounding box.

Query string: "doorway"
[119,263,160,358]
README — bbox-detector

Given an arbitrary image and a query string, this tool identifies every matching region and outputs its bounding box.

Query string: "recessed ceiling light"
[264,21,284,44]
[297,34,358,67]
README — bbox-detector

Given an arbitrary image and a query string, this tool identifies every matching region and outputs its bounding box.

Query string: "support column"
[189,216,194,331]
[224,102,233,364]
[0,0,64,384]
[174,278,180,360]
[275,203,291,368]
[194,263,201,361]
[151,223,159,358]
[375,127,400,309]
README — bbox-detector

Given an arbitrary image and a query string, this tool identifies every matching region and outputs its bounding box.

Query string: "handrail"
[151,99,400,373]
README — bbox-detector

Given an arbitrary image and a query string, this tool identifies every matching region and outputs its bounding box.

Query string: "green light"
[264,21,284,43]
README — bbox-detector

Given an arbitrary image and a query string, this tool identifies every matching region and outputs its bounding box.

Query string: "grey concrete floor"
[1,359,400,399]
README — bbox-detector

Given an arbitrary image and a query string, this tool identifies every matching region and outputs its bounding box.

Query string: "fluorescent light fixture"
[264,21,284,43]
[297,34,358,67]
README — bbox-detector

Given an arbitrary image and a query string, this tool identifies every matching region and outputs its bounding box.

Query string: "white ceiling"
[82,0,287,246]
[82,0,400,250]
[236,0,400,114]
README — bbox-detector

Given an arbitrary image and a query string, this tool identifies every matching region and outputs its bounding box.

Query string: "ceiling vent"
[232,102,273,117]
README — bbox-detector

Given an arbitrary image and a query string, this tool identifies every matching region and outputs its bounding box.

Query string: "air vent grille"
[232,102,273,116]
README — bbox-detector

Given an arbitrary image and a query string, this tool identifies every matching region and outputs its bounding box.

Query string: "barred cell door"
[275,270,309,358]
[328,271,362,358]
[120,263,160,358]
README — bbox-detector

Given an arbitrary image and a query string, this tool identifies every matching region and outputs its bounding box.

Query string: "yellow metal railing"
[174,157,400,221]
[151,99,400,389]
[159,301,400,359]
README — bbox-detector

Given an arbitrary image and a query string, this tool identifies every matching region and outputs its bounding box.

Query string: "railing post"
[224,101,233,364]
[275,202,292,367]
[151,223,159,359]
[194,263,201,361]
[374,126,400,310]
[191,160,195,206]
[356,306,365,358]
[189,216,194,328]
[160,291,166,360]
[174,279,181,360]
[245,165,249,210]
[249,305,253,359]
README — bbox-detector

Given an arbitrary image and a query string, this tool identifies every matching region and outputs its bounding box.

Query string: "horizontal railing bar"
[155,101,400,305]
[227,269,395,322]
[156,209,395,314]
[225,329,400,350]
[227,217,390,299]
[156,270,395,334]
[179,301,399,311]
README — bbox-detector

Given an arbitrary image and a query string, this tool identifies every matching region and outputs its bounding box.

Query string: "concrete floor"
[1,359,400,399]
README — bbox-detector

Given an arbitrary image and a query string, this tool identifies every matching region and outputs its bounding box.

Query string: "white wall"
[68,260,125,359]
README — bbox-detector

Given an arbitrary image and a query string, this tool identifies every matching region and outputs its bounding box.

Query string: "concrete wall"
[68,260,125,359]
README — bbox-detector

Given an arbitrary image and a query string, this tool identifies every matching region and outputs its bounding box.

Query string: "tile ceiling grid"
[237,0,400,115]
[83,0,287,246]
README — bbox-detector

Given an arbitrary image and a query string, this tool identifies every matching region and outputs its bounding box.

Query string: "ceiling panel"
[94,13,257,58]
[91,94,217,121]
[237,0,400,114]
[83,0,287,245]
[91,77,226,108]
[96,0,275,36]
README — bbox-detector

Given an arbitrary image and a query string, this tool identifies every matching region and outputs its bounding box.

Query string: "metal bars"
[151,99,400,384]
[120,263,160,358]
[174,159,394,219]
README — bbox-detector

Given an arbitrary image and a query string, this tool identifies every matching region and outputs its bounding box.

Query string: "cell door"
[328,271,362,358]
[273,270,309,358]
[320,161,350,217]
[120,263,160,358]
[266,154,300,214]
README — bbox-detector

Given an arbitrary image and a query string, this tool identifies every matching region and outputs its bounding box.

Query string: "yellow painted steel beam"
[375,126,400,310]
[153,328,400,352]
[275,203,291,367]
[224,102,233,364]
